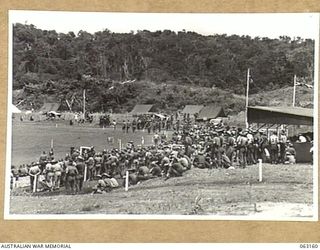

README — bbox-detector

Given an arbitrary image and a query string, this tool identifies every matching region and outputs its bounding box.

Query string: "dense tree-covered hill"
[12,23,314,113]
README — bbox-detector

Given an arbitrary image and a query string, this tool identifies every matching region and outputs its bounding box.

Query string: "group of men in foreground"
[11,121,309,194]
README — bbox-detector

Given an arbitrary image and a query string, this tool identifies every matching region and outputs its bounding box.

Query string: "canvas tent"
[196,106,226,121]
[130,104,154,115]
[11,104,21,113]
[39,102,61,113]
[181,105,204,115]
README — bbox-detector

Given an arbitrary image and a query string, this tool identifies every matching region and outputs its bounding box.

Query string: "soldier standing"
[86,156,95,180]
[39,151,47,172]
[237,131,248,168]
[278,130,287,163]
[52,161,63,190]
[125,120,129,133]
[65,158,78,194]
[75,156,85,192]
[132,119,137,133]
[29,163,41,192]
[246,131,255,165]
[225,131,236,165]
[211,132,222,168]
[94,153,103,176]
[269,132,279,164]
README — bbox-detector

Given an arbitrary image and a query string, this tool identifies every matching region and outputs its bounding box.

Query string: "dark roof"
[248,106,313,125]
[197,106,226,120]
[130,104,154,114]
[39,103,60,112]
[181,105,204,115]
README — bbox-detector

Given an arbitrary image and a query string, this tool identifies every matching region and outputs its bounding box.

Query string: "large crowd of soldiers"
[11,115,311,194]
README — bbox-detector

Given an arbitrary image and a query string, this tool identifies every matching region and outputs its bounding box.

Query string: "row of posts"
[16,138,263,194]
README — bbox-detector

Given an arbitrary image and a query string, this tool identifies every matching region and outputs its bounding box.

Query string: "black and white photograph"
[5,11,319,220]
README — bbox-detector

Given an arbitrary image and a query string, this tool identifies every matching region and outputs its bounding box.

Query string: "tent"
[130,104,154,115]
[39,102,61,113]
[11,104,21,113]
[196,106,226,121]
[181,105,204,115]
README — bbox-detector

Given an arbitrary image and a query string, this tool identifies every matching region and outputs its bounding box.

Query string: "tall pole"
[83,89,86,119]
[245,68,250,129]
[292,74,297,107]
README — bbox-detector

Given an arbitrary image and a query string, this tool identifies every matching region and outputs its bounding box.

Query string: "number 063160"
[300,244,319,248]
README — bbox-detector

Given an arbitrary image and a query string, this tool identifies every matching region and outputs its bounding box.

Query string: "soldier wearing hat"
[279,130,287,163]
[65,158,78,194]
[149,161,162,177]
[92,173,119,194]
[132,118,137,133]
[193,151,211,169]
[237,131,248,168]
[76,156,85,192]
[137,165,151,181]
[225,131,236,165]
[44,161,55,191]
[285,142,296,164]
[269,132,279,164]
[86,155,95,181]
[106,152,119,176]
[94,152,102,176]
[101,149,108,174]
[246,130,255,165]
[52,160,63,190]
[39,151,47,172]
[28,162,41,192]
[71,149,80,161]
[166,156,186,180]
[211,131,222,168]
[160,150,170,174]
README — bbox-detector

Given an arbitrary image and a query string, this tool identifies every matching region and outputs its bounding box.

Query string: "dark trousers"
[270,144,278,164]
[238,147,247,168]
[246,144,256,165]
[279,143,286,163]
[211,147,222,168]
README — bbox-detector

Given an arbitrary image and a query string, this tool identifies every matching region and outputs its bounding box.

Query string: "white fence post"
[125,171,129,192]
[84,166,87,182]
[258,159,263,182]
[33,175,37,193]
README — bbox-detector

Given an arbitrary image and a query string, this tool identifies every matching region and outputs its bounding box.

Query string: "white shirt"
[247,133,254,143]
[279,134,287,143]
[299,135,307,142]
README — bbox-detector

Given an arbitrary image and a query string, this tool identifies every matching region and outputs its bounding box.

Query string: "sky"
[9,11,319,39]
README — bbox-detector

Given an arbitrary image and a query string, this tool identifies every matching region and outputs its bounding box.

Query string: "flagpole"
[83,89,86,119]
[292,74,296,107]
[245,68,250,129]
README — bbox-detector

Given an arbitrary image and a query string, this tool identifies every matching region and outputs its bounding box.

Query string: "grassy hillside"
[13,78,313,116]
[12,23,314,114]
[250,85,313,108]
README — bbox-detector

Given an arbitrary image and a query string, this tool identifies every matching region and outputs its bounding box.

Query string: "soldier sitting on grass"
[92,173,119,194]
[165,156,186,180]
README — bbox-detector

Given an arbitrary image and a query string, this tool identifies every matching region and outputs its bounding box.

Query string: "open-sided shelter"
[247,106,314,163]
[247,106,313,126]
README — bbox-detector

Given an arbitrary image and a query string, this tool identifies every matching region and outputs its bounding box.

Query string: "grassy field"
[9,122,315,218]
[11,121,159,166]
[10,164,314,218]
